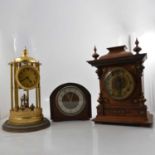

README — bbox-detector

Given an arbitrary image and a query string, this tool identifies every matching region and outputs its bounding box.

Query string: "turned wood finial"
[92,46,99,60]
[133,39,142,54]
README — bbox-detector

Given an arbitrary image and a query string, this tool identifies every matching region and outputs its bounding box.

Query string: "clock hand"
[66,92,74,102]
[26,77,33,84]
[66,93,72,102]
[20,77,28,82]
[70,93,74,101]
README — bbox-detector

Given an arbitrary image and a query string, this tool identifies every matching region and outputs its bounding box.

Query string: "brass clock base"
[93,112,153,127]
[2,117,50,132]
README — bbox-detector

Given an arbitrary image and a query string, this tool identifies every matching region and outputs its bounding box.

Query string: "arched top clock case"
[50,83,92,121]
[87,39,153,126]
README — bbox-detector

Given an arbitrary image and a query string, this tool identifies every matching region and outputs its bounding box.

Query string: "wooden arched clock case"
[50,83,91,121]
[88,40,153,126]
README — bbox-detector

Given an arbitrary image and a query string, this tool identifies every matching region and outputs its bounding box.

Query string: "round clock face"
[104,67,135,100]
[16,66,40,90]
[56,86,86,116]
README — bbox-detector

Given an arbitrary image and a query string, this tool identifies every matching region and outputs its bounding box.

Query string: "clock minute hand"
[20,77,28,82]
[70,93,74,102]
[114,76,123,96]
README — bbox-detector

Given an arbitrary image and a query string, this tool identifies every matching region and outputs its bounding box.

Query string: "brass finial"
[22,47,29,57]
[133,39,142,54]
[92,46,99,60]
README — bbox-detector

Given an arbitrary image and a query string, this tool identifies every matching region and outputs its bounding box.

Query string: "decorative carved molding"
[96,68,103,80]
[133,95,146,105]
[96,104,104,115]
[104,108,127,115]
[97,93,105,104]
[96,93,108,115]
[96,68,107,80]
[135,63,144,77]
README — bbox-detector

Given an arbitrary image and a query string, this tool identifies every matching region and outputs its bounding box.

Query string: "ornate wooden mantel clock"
[3,48,50,132]
[88,40,153,126]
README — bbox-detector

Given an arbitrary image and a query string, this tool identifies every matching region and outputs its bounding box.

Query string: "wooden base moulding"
[93,112,153,127]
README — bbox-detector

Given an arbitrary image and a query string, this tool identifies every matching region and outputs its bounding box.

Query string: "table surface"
[0,117,155,155]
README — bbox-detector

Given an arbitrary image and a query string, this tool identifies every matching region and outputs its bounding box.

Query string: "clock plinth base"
[2,117,50,132]
[93,112,153,127]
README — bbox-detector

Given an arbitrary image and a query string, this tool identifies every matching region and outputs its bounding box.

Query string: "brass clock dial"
[56,86,86,116]
[16,66,40,90]
[104,67,135,100]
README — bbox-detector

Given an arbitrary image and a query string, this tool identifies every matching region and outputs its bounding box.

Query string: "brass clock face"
[56,86,86,116]
[104,67,135,100]
[16,66,40,90]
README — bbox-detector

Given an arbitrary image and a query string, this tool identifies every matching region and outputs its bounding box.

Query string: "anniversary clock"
[87,40,153,126]
[50,83,91,121]
[2,48,50,132]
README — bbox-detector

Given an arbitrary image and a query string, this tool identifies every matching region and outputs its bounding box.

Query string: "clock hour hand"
[66,92,74,102]
[20,76,33,84]
[26,77,33,84]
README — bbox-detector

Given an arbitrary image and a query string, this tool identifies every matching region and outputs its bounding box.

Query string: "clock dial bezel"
[104,67,135,100]
[56,86,86,116]
[16,65,40,90]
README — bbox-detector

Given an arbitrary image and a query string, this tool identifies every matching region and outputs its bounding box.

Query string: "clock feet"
[93,112,153,127]
[2,117,50,132]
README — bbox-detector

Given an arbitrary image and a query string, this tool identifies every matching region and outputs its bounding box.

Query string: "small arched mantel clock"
[3,48,50,132]
[88,39,153,126]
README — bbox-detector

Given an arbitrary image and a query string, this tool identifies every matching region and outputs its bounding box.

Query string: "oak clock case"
[87,40,153,126]
[50,83,91,121]
[2,48,50,132]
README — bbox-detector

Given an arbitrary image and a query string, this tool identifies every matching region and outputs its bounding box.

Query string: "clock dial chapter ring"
[16,66,40,90]
[56,86,86,116]
[104,67,135,100]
